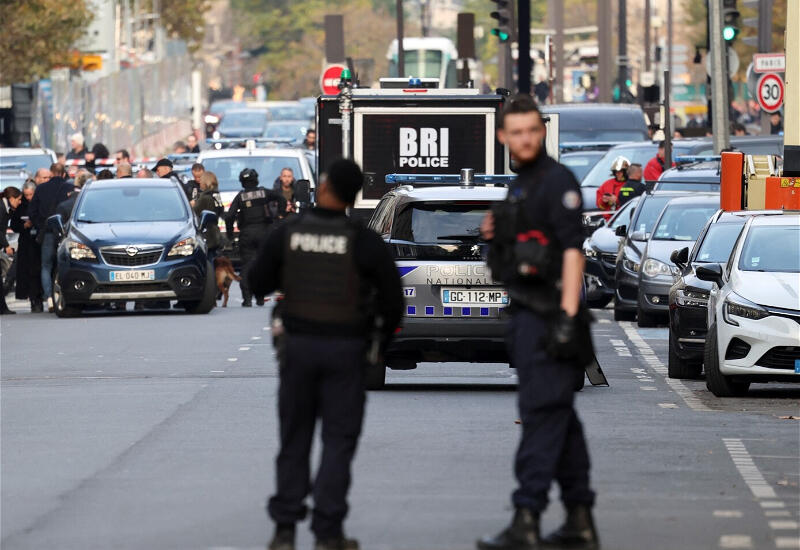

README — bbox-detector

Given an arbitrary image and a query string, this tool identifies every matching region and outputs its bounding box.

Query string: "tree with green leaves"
[0,0,93,85]
[147,0,210,52]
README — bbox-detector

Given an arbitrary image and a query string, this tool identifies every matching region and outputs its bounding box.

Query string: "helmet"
[610,156,631,173]
[239,168,258,188]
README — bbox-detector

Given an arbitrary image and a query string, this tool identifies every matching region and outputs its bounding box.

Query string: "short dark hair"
[116,149,130,160]
[499,94,542,129]
[96,169,114,180]
[629,163,643,169]
[326,158,363,204]
[50,163,65,177]
[191,163,204,171]
[657,140,666,149]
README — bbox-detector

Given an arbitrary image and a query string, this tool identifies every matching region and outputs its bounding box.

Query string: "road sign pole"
[759,0,774,134]
[784,0,799,176]
[709,0,731,153]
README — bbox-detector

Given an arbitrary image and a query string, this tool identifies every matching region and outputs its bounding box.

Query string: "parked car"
[578,140,710,210]
[696,213,800,396]
[0,147,57,175]
[583,196,640,308]
[561,150,607,182]
[654,160,722,192]
[50,178,218,317]
[635,194,719,327]
[667,211,751,378]
[540,103,649,151]
[613,191,687,321]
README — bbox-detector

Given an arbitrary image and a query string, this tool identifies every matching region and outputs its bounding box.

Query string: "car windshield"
[630,194,676,236]
[218,111,268,130]
[393,202,490,243]
[652,204,717,241]
[562,153,603,182]
[561,130,647,143]
[609,197,638,229]
[404,49,444,79]
[264,122,307,141]
[738,225,800,273]
[656,181,720,192]
[267,105,306,121]
[75,186,187,223]
[0,153,52,173]
[201,156,303,192]
[209,101,244,115]
[695,222,745,263]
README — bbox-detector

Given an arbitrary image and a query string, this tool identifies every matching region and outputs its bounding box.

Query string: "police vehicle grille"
[755,346,800,370]
[101,249,163,266]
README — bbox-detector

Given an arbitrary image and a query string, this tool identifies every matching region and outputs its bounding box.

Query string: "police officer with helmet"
[224,168,285,306]
[478,95,599,550]
[248,159,403,550]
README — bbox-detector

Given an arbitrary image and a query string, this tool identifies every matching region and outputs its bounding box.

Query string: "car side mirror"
[47,214,65,238]
[630,230,648,241]
[695,263,724,287]
[615,225,627,237]
[670,246,689,269]
[295,179,311,204]
[199,210,217,230]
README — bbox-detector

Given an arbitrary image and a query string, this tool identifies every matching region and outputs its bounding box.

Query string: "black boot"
[268,524,295,550]
[477,508,540,550]
[314,535,359,550]
[541,505,599,549]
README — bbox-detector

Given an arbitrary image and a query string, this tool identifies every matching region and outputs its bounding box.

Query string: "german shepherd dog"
[214,256,241,307]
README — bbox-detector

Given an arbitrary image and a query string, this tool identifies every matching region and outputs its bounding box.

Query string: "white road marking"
[723,439,778,499]
[718,534,752,548]
[210,370,224,373]
[766,511,793,517]
[251,336,261,340]
[227,358,238,362]
[597,319,611,323]
[714,510,744,518]
[263,326,270,331]
[640,386,658,391]
[775,536,800,548]
[620,322,712,412]
[659,403,679,409]
[769,521,799,530]
[239,347,250,351]
[761,502,786,509]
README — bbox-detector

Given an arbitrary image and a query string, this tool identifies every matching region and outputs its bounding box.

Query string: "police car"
[197,142,315,261]
[367,173,513,386]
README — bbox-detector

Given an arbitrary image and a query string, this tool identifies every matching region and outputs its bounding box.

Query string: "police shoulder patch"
[562,190,581,210]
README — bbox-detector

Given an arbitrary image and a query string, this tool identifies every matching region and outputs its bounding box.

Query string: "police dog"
[214,256,240,307]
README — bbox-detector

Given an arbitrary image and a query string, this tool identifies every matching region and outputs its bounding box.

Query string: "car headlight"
[67,239,96,261]
[168,237,197,257]
[723,292,769,326]
[675,289,709,307]
[204,114,220,124]
[622,257,640,273]
[212,130,221,139]
[642,258,672,278]
[583,240,598,257]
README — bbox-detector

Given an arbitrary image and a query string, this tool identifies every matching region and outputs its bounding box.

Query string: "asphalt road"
[2,291,799,550]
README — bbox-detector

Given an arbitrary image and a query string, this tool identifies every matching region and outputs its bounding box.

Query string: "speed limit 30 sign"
[756,73,784,113]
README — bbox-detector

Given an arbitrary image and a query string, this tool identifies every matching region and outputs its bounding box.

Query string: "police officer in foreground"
[248,159,403,550]
[224,168,285,307]
[478,95,599,550]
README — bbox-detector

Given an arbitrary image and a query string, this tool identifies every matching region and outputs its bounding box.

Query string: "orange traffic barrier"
[720,151,745,211]
[764,176,800,210]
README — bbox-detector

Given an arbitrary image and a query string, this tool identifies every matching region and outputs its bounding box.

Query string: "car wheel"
[668,335,702,379]
[587,295,613,309]
[704,323,750,397]
[637,306,660,327]
[185,263,216,314]
[54,280,82,318]
[614,302,636,321]
[365,362,386,391]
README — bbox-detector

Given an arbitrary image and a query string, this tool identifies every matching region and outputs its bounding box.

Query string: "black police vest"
[281,213,364,327]
[237,187,270,226]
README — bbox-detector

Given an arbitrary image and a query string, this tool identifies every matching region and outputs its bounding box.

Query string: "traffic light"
[490,0,511,43]
[722,0,740,42]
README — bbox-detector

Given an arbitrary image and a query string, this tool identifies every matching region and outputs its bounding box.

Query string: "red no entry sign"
[320,65,346,95]
[756,73,784,114]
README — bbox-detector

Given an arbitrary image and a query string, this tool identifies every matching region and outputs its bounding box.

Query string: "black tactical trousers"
[238,225,270,303]
[509,308,596,512]
[268,333,366,539]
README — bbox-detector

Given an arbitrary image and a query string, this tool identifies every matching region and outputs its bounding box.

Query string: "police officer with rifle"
[478,95,599,550]
[224,168,286,307]
[248,159,404,550]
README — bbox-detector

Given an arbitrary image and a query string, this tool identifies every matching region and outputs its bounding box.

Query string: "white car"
[697,213,800,396]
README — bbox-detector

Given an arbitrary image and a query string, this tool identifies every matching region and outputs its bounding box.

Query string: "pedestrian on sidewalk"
[1,187,23,315]
[9,181,44,312]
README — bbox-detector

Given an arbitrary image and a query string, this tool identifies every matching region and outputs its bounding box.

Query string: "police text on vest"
[290,233,348,254]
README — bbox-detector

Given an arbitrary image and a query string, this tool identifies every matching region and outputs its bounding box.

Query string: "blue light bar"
[385,173,516,185]
[167,153,199,163]
[674,155,721,164]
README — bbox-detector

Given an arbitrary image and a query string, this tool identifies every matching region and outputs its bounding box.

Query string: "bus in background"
[387,37,468,89]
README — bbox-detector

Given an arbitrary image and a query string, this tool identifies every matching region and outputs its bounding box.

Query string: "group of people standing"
[595,141,670,216]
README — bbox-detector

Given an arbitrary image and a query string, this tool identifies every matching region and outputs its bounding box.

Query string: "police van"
[317,79,559,218]
[364,171,516,388]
